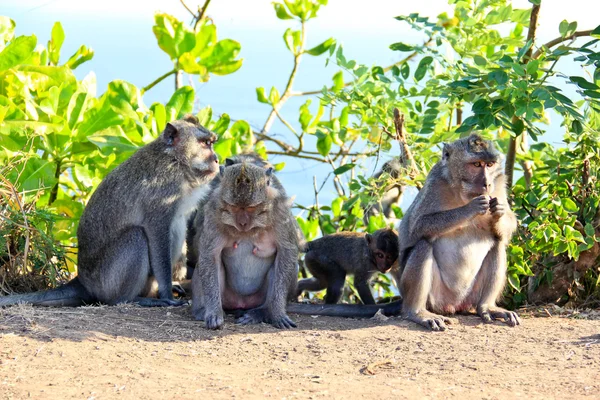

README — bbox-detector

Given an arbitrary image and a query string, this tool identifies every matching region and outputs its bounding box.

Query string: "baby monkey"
[296,228,399,305]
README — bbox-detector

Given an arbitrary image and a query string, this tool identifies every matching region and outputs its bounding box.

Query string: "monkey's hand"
[468,195,490,216]
[477,305,521,327]
[489,197,505,220]
[236,307,297,329]
[193,307,225,330]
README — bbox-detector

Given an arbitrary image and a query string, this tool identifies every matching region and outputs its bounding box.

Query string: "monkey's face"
[367,229,399,273]
[163,116,219,178]
[443,134,502,201]
[219,163,277,232]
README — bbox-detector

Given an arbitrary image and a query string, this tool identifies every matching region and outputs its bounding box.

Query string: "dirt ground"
[0,304,598,400]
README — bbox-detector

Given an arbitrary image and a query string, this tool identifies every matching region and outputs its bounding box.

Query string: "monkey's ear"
[183,114,199,125]
[164,123,179,146]
[265,167,274,185]
[365,233,373,244]
[219,165,225,176]
[442,143,451,162]
[225,158,235,167]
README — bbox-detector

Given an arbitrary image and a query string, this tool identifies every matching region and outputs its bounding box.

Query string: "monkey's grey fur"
[192,162,299,329]
[393,133,519,331]
[0,115,218,307]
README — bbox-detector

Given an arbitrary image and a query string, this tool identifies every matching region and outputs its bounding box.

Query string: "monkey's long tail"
[0,278,91,307]
[287,300,402,318]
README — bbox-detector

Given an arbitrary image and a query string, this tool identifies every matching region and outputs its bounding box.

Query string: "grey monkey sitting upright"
[0,115,219,307]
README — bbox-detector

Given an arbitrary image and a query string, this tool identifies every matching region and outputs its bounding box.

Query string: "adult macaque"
[0,116,218,307]
[192,162,299,329]
[297,229,399,305]
[394,134,519,331]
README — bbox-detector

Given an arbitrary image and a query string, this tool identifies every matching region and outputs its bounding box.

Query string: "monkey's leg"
[192,242,225,330]
[398,240,451,331]
[236,247,297,329]
[354,272,376,305]
[296,251,328,297]
[86,227,184,307]
[475,243,521,327]
[324,267,346,304]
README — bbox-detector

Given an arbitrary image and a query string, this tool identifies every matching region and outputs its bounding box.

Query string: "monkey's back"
[305,231,367,264]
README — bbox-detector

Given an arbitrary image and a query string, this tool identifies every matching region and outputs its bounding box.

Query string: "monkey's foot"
[192,307,224,330]
[478,306,521,327]
[405,310,451,331]
[133,297,188,307]
[235,308,297,329]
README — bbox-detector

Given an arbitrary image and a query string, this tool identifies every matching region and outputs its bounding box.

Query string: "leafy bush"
[1,0,599,307]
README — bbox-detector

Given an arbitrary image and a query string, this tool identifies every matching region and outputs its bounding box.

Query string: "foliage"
[1,0,599,306]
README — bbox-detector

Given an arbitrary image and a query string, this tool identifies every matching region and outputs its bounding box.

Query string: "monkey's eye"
[486,162,495,168]
[198,138,214,147]
[376,253,384,259]
[473,161,482,167]
[245,206,257,213]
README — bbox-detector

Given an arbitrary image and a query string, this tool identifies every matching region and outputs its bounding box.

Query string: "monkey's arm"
[145,219,176,301]
[409,195,488,241]
[353,271,376,305]
[194,225,225,329]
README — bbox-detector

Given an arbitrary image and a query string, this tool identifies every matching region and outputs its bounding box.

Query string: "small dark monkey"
[297,229,399,305]
[395,134,519,331]
[192,162,298,329]
[0,115,218,307]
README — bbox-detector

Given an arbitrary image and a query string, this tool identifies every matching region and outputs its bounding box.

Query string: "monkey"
[296,228,399,305]
[191,162,299,329]
[364,158,403,225]
[186,152,277,273]
[0,115,219,308]
[393,133,519,331]
[286,134,519,325]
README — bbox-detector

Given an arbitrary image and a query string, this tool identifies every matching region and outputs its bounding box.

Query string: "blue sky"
[3,0,597,208]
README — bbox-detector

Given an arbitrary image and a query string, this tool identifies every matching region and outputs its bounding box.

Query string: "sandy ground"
[0,304,599,400]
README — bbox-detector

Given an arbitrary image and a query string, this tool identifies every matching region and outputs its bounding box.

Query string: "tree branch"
[266,151,327,163]
[195,0,212,31]
[505,3,540,188]
[141,69,177,94]
[262,22,307,135]
[291,37,433,97]
[179,0,197,18]
[532,29,595,60]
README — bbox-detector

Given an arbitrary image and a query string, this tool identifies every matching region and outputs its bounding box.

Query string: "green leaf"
[268,86,280,105]
[332,70,344,92]
[592,24,600,38]
[88,126,138,153]
[389,42,414,52]
[212,113,230,135]
[273,3,294,20]
[473,55,487,66]
[400,63,410,79]
[528,0,541,4]
[76,104,124,139]
[65,45,94,69]
[283,29,301,54]
[48,22,65,65]
[151,103,167,132]
[414,56,433,81]
[305,38,336,56]
[571,120,583,134]
[570,75,599,90]
[333,163,355,175]
[0,34,37,72]
[507,273,520,291]
[562,198,578,213]
[0,17,16,50]
[316,132,332,157]
[585,223,596,238]
[256,87,269,104]
[153,13,196,60]
[166,86,195,120]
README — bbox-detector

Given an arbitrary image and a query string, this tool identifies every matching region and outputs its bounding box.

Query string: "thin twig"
[195,0,212,31]
[141,69,177,94]
[179,0,197,18]
[261,21,307,135]
[532,29,594,60]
